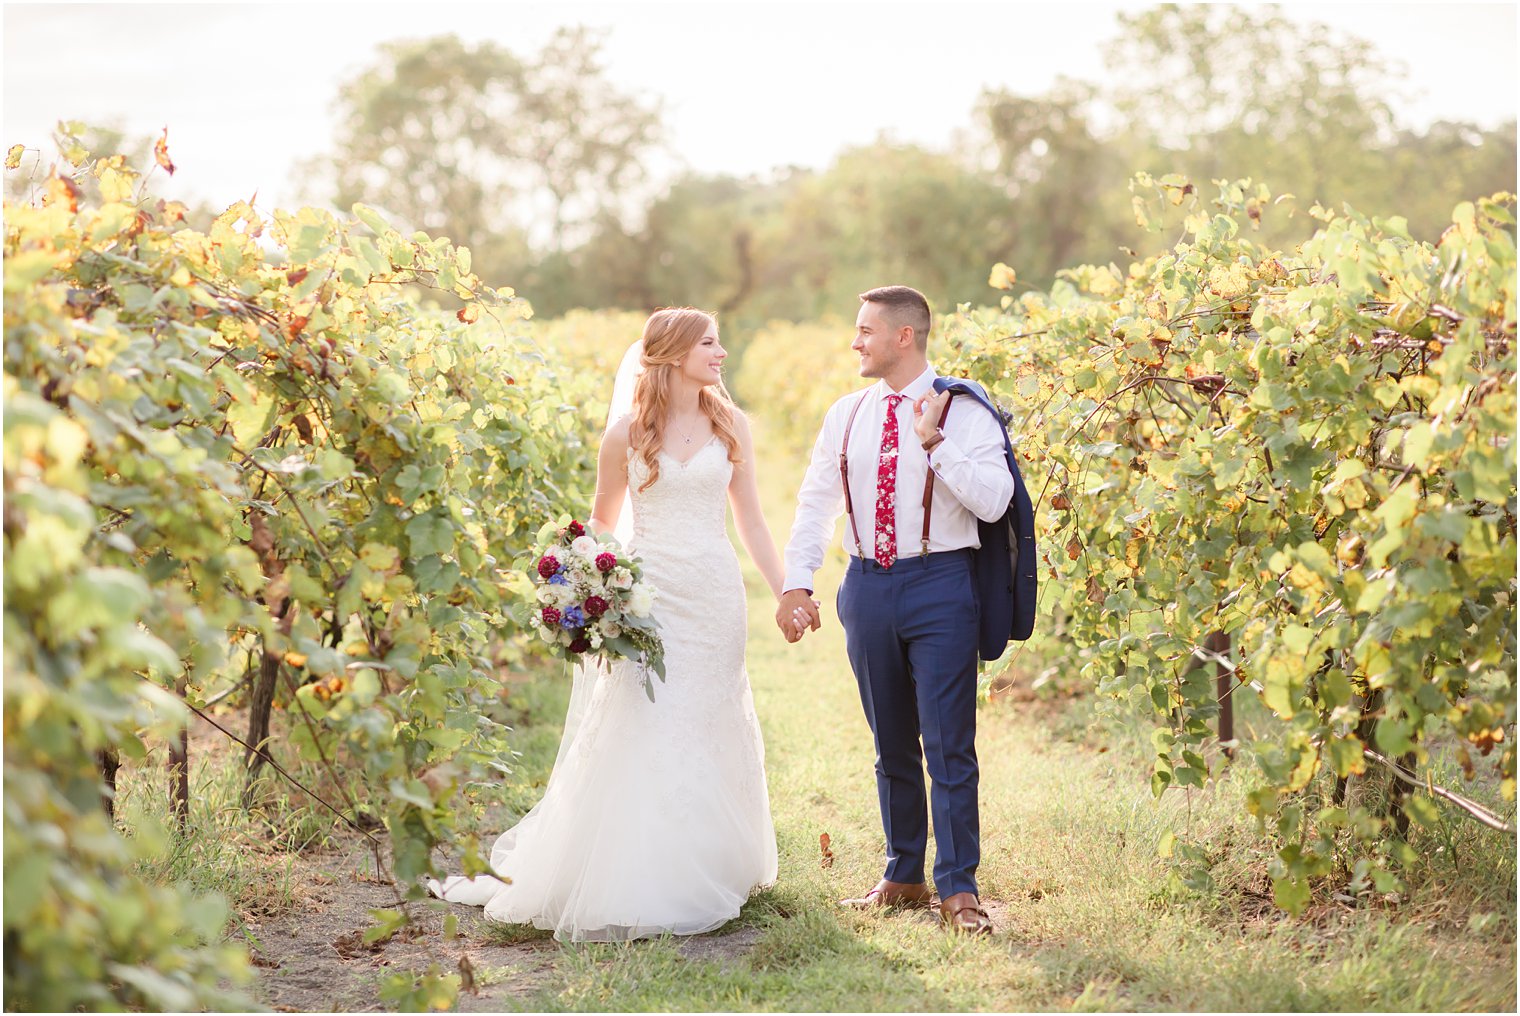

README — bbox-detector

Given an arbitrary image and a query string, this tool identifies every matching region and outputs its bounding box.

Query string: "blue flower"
[559,605,585,630]
[548,573,569,586]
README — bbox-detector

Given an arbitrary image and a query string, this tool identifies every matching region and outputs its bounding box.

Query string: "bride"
[429,307,792,941]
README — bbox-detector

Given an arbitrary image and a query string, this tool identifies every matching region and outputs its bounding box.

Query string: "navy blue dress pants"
[836,549,981,898]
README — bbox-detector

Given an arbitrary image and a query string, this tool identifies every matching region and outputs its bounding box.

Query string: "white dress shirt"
[783,365,1015,593]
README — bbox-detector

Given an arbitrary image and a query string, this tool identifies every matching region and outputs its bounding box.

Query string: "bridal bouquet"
[525,517,667,700]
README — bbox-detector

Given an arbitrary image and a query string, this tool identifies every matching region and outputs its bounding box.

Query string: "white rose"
[610,568,634,591]
[626,583,655,616]
[570,535,599,559]
[598,618,622,638]
[536,585,556,605]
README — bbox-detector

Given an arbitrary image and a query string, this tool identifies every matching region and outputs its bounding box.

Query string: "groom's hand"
[777,588,821,643]
[912,390,952,445]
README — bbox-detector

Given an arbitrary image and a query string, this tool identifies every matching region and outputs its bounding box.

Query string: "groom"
[777,285,1013,935]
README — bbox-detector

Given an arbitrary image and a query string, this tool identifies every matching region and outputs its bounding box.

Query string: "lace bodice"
[620,436,746,708]
[626,437,732,546]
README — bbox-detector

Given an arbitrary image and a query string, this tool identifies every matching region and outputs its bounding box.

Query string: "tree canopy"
[303,8,1515,323]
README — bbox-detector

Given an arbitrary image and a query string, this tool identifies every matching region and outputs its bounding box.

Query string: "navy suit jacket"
[933,377,1038,659]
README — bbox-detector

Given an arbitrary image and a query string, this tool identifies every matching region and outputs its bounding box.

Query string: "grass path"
[497,505,1510,1010]
[246,441,1515,1012]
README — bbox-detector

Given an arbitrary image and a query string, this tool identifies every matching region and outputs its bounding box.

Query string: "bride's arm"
[588,416,632,537]
[727,411,786,601]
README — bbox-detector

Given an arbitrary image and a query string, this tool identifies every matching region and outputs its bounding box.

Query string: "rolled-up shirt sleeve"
[783,405,848,593]
[927,406,1014,523]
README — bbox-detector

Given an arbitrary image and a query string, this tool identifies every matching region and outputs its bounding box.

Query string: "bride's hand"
[776,589,820,643]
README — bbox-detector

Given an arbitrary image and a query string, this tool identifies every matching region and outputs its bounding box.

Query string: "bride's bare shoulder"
[603,414,634,452]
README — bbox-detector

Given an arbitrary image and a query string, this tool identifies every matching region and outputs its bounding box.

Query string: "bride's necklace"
[669,413,699,444]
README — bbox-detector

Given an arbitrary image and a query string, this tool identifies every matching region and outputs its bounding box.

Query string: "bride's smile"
[676,328,728,387]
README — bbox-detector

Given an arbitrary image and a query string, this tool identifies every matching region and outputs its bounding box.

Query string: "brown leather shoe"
[839,878,935,910]
[938,892,993,934]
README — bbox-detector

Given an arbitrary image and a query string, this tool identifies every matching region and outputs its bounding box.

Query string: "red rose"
[541,606,561,626]
[568,636,592,653]
[537,554,560,579]
[584,595,609,618]
[595,552,617,573]
[566,520,586,537]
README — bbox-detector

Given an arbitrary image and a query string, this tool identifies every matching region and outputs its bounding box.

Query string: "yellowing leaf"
[1452,200,1476,237]
[359,542,400,572]
[154,127,176,175]
[1327,735,1366,777]
[1402,422,1434,468]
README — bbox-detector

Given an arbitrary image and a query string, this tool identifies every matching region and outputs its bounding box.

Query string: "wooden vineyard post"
[98,747,120,820]
[169,674,190,832]
[1208,631,1234,759]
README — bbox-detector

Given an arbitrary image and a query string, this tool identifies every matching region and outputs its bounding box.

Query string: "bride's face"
[677,326,727,387]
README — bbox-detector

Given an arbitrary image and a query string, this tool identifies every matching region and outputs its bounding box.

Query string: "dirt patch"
[675,925,764,962]
[246,833,767,1012]
[243,838,552,1012]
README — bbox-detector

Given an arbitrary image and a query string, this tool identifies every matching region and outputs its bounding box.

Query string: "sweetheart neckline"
[654,435,722,468]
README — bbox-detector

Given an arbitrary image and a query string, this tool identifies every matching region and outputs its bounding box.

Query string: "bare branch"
[1363,749,1516,834]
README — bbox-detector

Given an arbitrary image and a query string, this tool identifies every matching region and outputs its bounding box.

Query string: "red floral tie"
[873,394,905,568]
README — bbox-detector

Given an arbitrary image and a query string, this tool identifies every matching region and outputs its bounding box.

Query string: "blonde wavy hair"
[629,308,742,492]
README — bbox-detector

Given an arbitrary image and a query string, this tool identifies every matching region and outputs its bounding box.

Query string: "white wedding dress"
[428,437,777,941]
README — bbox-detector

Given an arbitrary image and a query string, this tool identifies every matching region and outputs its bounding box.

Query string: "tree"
[975,3,1518,287]
[1386,119,1518,240]
[310,28,662,290]
[1106,4,1396,231]
[977,79,1126,282]
[560,171,795,320]
[513,26,665,253]
[745,143,1017,320]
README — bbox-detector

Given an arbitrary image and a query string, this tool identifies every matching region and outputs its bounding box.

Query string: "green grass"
[468,438,1517,1012]
[114,744,316,926]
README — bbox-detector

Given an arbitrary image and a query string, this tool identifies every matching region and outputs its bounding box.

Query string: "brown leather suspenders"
[840,391,952,561]
[839,394,869,559]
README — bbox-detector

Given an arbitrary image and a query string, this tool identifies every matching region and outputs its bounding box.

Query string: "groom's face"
[853,302,904,379]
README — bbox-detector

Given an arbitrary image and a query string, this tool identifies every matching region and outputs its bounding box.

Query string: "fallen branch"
[1363,748,1516,835]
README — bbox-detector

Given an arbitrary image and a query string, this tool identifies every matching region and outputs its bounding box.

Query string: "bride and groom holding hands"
[430,285,1031,941]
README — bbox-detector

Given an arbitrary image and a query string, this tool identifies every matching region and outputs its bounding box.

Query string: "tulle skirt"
[428,651,776,941]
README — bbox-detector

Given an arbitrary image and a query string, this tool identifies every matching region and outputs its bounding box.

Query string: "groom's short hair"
[860,286,931,350]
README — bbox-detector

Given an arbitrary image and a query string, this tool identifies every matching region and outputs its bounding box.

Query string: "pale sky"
[3,0,1516,216]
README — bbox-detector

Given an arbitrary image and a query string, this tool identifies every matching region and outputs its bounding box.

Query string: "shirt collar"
[875,365,938,403]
